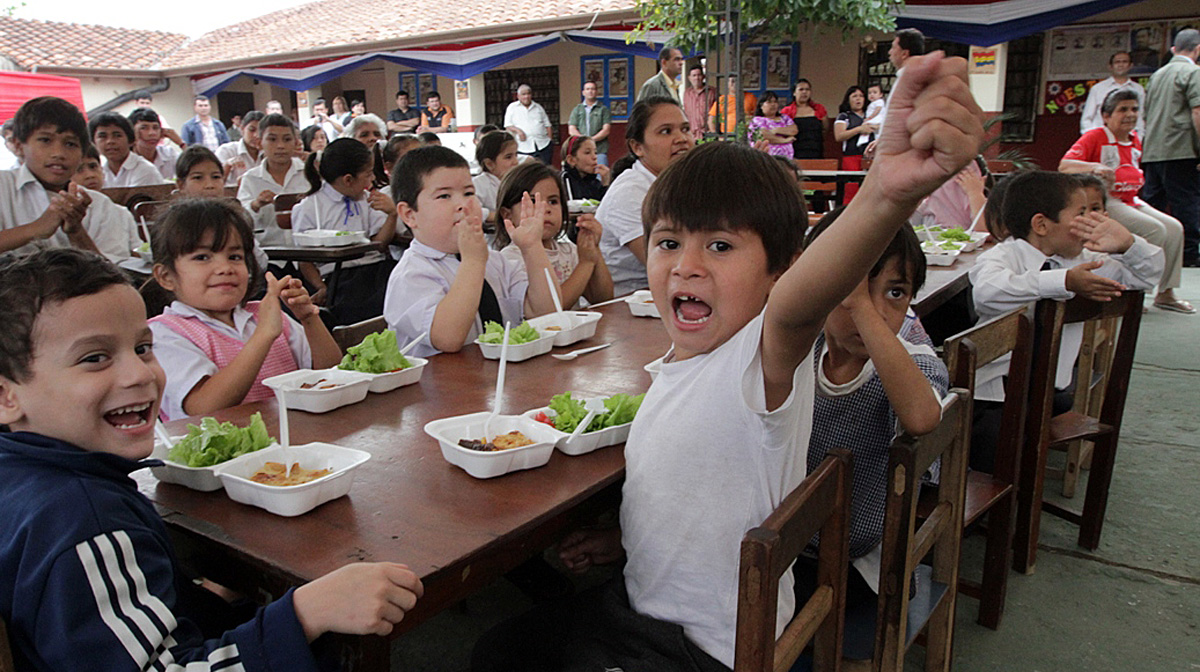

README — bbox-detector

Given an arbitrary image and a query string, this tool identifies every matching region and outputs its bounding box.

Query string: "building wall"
[80,74,196,128]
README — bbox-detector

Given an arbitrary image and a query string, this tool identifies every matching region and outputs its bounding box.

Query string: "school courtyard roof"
[0,16,188,72]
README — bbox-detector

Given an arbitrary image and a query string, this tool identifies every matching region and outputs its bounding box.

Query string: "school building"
[0,0,1194,168]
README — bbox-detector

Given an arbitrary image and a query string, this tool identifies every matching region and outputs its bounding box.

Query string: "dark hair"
[390,145,469,208]
[88,111,135,144]
[473,124,499,142]
[1001,171,1082,240]
[418,131,440,144]
[562,134,593,161]
[982,171,1019,241]
[805,205,926,293]
[610,153,637,180]
[492,161,567,249]
[383,134,420,169]
[304,137,373,195]
[839,85,867,114]
[299,125,326,151]
[1075,173,1107,195]
[193,95,209,103]
[658,46,680,62]
[426,91,441,101]
[754,91,780,117]
[475,130,516,173]
[128,107,161,127]
[396,90,409,99]
[895,28,926,57]
[241,110,265,126]
[312,98,328,110]
[626,95,680,152]
[350,99,363,109]
[174,145,222,181]
[82,144,101,162]
[13,96,88,146]
[152,198,261,303]
[260,113,295,134]
[1101,89,1139,117]
[774,154,801,181]
[1108,51,1131,65]
[135,91,154,102]
[642,141,804,275]
[0,248,132,382]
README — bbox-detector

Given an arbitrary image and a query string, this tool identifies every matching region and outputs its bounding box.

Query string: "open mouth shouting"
[672,294,712,325]
[104,402,154,431]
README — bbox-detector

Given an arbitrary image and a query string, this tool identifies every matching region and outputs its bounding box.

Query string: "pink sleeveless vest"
[151,302,299,417]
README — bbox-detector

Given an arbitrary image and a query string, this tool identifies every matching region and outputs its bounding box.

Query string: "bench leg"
[1078,434,1117,551]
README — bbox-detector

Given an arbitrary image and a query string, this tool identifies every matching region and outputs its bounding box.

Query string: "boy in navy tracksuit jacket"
[0,248,424,671]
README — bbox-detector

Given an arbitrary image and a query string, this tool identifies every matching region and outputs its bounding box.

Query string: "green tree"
[631,0,902,53]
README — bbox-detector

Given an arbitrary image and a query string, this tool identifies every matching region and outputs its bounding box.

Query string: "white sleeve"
[132,159,168,186]
[597,178,646,247]
[383,258,448,358]
[283,314,313,369]
[81,193,139,263]
[503,104,516,128]
[493,249,529,317]
[1096,235,1164,291]
[969,249,1072,319]
[1079,86,1101,134]
[290,195,318,233]
[149,321,218,422]
[237,176,272,231]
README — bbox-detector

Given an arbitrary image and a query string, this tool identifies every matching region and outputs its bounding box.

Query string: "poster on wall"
[1046,24,1129,79]
[419,74,434,103]
[766,46,791,89]
[455,80,469,100]
[608,59,629,97]
[612,99,628,117]
[1128,22,1167,73]
[401,73,418,99]
[584,59,604,89]
[1043,80,1089,115]
[971,46,998,74]
[741,49,762,89]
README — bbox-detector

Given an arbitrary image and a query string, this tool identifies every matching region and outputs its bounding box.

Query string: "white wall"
[81,75,196,128]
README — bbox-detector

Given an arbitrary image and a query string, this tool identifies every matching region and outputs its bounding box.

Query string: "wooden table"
[797,169,867,205]
[135,303,671,669]
[913,244,988,318]
[262,242,383,304]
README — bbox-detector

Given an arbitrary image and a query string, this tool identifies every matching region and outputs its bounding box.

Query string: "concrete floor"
[391,269,1200,672]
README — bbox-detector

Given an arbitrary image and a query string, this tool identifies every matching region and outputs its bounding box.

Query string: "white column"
[296,87,324,127]
[452,74,487,129]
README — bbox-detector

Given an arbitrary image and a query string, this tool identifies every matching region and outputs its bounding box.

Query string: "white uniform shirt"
[503,101,552,154]
[969,235,1162,401]
[472,171,501,213]
[147,144,181,181]
[382,239,528,358]
[102,153,167,188]
[149,300,312,421]
[621,312,815,669]
[290,182,386,274]
[237,158,308,247]
[1080,77,1145,138]
[0,165,139,262]
[499,238,581,307]
[596,160,654,296]
[215,139,262,186]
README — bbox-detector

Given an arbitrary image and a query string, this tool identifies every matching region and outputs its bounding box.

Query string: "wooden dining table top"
[134,301,672,630]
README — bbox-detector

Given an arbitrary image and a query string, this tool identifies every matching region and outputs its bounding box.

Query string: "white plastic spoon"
[484,322,510,441]
[154,421,174,451]
[276,389,291,477]
[400,331,428,357]
[544,267,564,315]
[566,397,607,447]
[551,342,611,361]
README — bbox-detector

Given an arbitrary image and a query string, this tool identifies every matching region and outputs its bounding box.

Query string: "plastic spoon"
[276,389,291,477]
[400,331,428,357]
[484,322,510,441]
[153,421,174,450]
[544,267,564,315]
[566,397,606,447]
[586,293,636,309]
[551,342,611,361]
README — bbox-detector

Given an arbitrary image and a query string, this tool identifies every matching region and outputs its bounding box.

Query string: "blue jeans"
[1143,159,1200,261]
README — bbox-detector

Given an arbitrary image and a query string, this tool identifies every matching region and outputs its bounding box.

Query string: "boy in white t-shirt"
[472,53,985,671]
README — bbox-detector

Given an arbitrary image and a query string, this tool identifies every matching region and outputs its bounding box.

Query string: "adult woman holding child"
[834,85,875,171]
[596,97,694,296]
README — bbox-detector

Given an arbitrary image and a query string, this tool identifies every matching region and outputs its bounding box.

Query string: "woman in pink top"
[148,199,342,420]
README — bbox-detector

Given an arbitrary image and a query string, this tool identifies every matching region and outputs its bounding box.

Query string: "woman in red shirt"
[781,79,827,159]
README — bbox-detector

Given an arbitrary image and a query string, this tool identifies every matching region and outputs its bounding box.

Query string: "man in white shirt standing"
[1079,51,1145,137]
[504,84,553,164]
[308,99,343,143]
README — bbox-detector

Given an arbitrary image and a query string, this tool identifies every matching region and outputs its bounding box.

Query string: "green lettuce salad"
[545,392,646,433]
[339,330,411,374]
[938,227,971,242]
[167,412,274,467]
[478,321,540,345]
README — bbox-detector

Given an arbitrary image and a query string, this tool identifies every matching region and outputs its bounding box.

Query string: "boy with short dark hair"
[382,146,559,357]
[71,145,105,191]
[0,97,139,262]
[238,114,307,248]
[0,247,424,671]
[89,111,166,188]
[967,170,1163,471]
[473,52,984,671]
[129,107,181,181]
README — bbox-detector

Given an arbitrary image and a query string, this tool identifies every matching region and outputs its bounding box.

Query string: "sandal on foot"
[1154,299,1196,314]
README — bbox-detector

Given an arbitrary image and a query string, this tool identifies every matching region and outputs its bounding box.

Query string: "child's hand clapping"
[456,197,488,263]
[1065,260,1125,302]
[50,184,91,236]
[256,272,287,341]
[870,52,984,208]
[367,189,396,214]
[1071,211,1134,254]
[505,191,546,252]
[575,214,603,263]
[279,275,321,322]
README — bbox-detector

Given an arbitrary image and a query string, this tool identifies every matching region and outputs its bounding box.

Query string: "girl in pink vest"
[149,199,341,420]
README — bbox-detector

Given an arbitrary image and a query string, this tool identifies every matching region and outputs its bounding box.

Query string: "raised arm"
[760,53,983,408]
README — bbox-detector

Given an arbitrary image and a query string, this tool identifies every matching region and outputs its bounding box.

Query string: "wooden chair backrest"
[132,200,170,227]
[735,451,853,672]
[273,192,303,230]
[796,158,839,194]
[224,186,239,198]
[874,389,971,672]
[985,160,1014,175]
[1058,291,1142,429]
[331,315,388,354]
[100,183,176,209]
[0,615,14,672]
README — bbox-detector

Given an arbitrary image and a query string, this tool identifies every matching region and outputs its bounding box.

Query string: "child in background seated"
[980,171,1017,242]
[216,110,264,187]
[418,131,441,146]
[967,171,1163,472]
[71,145,104,191]
[0,248,423,671]
[238,114,308,249]
[493,161,613,309]
[129,107,181,181]
[292,138,398,324]
[149,199,341,420]
[300,125,328,155]
[175,146,226,198]
[474,52,984,672]
[473,130,518,215]
[0,97,139,263]
[383,146,560,357]
[88,112,165,188]
[560,135,610,202]
[799,209,947,662]
[382,133,421,177]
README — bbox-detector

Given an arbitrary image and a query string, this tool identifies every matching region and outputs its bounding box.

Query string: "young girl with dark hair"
[472,130,519,216]
[292,138,398,324]
[560,135,610,201]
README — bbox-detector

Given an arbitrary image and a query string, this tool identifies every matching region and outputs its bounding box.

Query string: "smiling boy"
[88,111,166,188]
[130,107,182,181]
[0,248,424,671]
[382,146,560,357]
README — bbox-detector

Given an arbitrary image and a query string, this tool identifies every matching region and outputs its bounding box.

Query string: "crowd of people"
[0,23,1194,672]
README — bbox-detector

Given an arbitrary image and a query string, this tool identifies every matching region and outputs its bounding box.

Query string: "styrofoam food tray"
[424,412,560,479]
[149,434,254,492]
[335,356,429,394]
[293,230,370,247]
[520,407,632,456]
[214,442,370,517]
[475,331,555,362]
[567,199,599,213]
[262,369,372,413]
[527,312,602,347]
[626,290,660,318]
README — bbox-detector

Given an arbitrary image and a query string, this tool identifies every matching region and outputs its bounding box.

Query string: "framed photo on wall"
[611,99,628,117]
[419,74,435,103]
[766,46,792,90]
[741,49,762,89]
[609,59,629,98]
[584,59,604,87]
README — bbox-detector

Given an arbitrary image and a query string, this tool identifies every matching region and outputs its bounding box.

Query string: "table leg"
[329,632,391,672]
[327,261,345,306]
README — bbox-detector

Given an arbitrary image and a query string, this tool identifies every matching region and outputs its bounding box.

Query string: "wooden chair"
[1013,291,1144,573]
[796,159,839,212]
[1048,315,1118,497]
[331,315,387,354]
[735,451,853,672]
[985,160,1014,175]
[100,183,176,210]
[874,389,971,672]
[933,308,1034,629]
[132,200,170,226]
[273,193,303,230]
[0,616,14,672]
